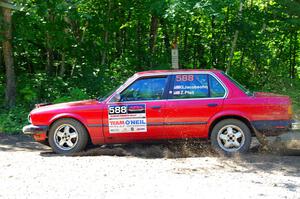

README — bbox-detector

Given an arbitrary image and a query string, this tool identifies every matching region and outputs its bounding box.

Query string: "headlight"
[28,114,32,123]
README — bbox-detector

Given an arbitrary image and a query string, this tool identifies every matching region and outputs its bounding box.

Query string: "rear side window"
[209,75,225,97]
[172,74,209,99]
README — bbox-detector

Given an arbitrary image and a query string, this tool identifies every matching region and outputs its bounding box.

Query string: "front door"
[103,76,169,143]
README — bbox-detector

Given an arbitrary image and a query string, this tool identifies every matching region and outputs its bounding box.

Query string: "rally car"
[23,70,300,155]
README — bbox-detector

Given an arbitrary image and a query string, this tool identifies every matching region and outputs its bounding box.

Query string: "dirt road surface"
[1,134,300,199]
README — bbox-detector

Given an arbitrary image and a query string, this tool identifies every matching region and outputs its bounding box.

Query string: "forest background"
[0,0,299,133]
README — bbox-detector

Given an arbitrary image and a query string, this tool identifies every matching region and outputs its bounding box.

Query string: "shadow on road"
[0,133,50,152]
[1,133,300,178]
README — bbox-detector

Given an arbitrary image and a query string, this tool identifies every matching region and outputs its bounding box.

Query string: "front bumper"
[22,124,48,135]
[292,120,300,130]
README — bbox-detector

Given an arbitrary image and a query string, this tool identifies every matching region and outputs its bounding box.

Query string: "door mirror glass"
[112,93,121,102]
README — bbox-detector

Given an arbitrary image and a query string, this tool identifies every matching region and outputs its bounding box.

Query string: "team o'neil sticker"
[108,104,147,133]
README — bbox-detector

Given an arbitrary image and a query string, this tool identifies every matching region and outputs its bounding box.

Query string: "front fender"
[49,113,88,128]
[48,113,105,145]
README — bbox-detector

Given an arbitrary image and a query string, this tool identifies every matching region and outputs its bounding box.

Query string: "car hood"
[31,99,100,113]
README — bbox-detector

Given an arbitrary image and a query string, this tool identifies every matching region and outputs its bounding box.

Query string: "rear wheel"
[210,119,251,155]
[48,118,88,154]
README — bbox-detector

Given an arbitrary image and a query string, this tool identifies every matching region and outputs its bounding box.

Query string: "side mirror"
[113,93,121,102]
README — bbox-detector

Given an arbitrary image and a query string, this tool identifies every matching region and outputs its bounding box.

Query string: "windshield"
[97,75,135,101]
[97,87,119,101]
[222,72,253,96]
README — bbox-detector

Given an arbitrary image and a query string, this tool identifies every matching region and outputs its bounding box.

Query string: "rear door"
[164,73,227,139]
[103,76,170,143]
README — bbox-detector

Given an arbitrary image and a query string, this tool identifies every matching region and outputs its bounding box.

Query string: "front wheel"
[48,118,88,155]
[210,119,252,155]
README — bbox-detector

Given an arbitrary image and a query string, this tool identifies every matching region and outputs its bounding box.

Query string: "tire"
[48,118,88,155]
[210,119,252,155]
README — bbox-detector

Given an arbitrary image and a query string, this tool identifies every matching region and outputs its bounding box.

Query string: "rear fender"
[207,111,252,136]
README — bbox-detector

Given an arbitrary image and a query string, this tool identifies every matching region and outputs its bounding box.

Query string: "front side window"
[172,74,209,99]
[120,77,167,101]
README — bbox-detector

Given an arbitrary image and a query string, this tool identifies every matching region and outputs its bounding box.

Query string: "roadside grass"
[0,106,29,134]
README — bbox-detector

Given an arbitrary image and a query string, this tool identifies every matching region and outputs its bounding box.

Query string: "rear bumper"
[251,120,297,136]
[22,124,48,135]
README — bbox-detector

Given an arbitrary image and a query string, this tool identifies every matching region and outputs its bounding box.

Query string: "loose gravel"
[1,134,300,199]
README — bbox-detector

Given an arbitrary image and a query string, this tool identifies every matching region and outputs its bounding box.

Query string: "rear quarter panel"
[207,71,291,136]
[214,71,291,122]
[223,97,291,121]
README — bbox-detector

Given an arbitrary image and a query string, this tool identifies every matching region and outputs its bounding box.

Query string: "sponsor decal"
[108,104,147,133]
[173,75,208,96]
[175,75,194,82]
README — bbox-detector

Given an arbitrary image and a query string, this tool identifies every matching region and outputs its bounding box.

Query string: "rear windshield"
[222,72,253,96]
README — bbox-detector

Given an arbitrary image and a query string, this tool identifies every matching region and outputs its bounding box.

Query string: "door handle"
[207,103,218,107]
[151,105,161,109]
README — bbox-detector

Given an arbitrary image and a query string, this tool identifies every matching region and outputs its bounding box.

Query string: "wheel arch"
[208,115,255,138]
[47,114,92,143]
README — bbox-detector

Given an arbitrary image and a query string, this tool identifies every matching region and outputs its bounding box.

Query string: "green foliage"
[53,87,89,103]
[0,0,299,132]
[0,106,28,134]
[261,78,300,112]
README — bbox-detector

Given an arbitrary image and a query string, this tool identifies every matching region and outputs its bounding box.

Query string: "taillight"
[288,104,293,116]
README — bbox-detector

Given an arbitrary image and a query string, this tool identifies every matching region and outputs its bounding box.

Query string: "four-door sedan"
[23,70,300,155]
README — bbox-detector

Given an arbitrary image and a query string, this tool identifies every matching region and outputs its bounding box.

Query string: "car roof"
[135,69,223,76]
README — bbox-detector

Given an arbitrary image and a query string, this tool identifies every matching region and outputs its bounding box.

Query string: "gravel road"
[1,134,300,199]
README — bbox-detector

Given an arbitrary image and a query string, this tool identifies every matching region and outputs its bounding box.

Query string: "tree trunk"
[226,1,243,74]
[101,31,109,65]
[60,52,66,76]
[211,15,216,68]
[2,6,16,107]
[149,15,159,54]
[289,31,293,78]
[223,6,230,68]
[183,19,189,63]
[192,26,198,68]
[136,20,143,69]
[160,18,170,54]
[45,11,54,75]
[45,31,53,75]
[292,31,298,78]
[290,31,297,79]
[239,48,245,68]
[101,0,111,66]
[123,10,131,52]
[0,46,3,72]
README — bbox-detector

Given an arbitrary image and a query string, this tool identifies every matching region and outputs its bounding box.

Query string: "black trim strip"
[88,121,207,128]
[147,122,164,126]
[88,124,104,127]
[164,121,207,125]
